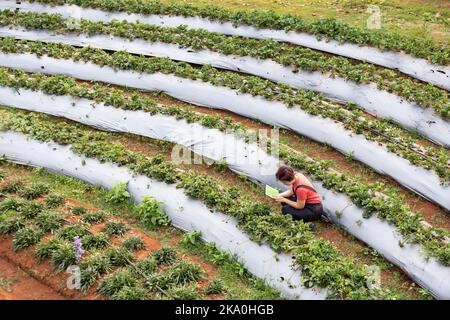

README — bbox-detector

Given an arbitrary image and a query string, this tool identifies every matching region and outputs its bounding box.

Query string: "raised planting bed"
[0,109,412,299]
[0,173,280,299]
[0,9,448,141]
[0,74,449,297]
[1,0,448,89]
[0,44,448,209]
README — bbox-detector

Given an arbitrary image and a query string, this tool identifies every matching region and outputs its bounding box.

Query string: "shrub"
[135,196,170,229]
[97,268,138,298]
[104,221,130,236]
[36,211,64,232]
[0,198,26,213]
[44,194,65,208]
[80,211,107,224]
[12,226,44,251]
[122,236,146,251]
[18,183,49,200]
[105,182,131,204]
[203,279,226,295]
[151,247,178,266]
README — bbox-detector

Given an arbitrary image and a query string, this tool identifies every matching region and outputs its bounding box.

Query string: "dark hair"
[276,166,295,182]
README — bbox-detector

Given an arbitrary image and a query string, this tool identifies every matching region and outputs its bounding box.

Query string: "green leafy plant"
[179,230,202,248]
[106,247,134,266]
[160,285,200,300]
[35,238,63,262]
[57,224,89,241]
[12,226,44,251]
[122,236,146,251]
[18,182,49,200]
[203,279,226,295]
[151,247,178,266]
[111,286,149,300]
[44,194,65,208]
[135,196,170,229]
[81,232,109,250]
[1,180,24,193]
[103,221,130,236]
[36,211,64,232]
[97,268,139,298]
[106,182,131,204]
[50,241,76,271]
[80,211,107,224]
[70,205,88,215]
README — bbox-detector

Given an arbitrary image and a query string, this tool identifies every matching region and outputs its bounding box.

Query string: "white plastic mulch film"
[0,0,448,91]
[0,88,449,299]
[0,130,329,300]
[0,53,448,211]
[0,23,449,147]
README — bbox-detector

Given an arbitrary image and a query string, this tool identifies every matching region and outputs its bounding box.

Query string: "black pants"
[281,196,323,222]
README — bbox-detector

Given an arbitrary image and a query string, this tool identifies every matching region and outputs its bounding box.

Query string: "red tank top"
[292,175,321,204]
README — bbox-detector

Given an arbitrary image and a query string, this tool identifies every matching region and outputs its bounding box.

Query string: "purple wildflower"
[73,236,85,261]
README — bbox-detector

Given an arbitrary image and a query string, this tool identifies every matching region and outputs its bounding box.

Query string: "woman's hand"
[273,196,286,203]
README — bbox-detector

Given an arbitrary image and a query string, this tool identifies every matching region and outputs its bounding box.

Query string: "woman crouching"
[274,165,324,223]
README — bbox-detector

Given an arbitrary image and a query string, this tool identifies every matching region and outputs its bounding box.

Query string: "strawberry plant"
[50,241,77,271]
[35,238,63,262]
[106,247,134,266]
[135,196,170,229]
[57,224,89,241]
[111,286,149,300]
[70,205,88,215]
[159,285,200,300]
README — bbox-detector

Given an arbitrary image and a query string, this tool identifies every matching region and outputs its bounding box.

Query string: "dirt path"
[0,255,65,300]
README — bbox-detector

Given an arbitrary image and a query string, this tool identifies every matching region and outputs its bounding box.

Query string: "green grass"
[160,0,449,44]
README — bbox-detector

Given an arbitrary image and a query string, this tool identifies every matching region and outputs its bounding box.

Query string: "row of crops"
[0,0,448,300]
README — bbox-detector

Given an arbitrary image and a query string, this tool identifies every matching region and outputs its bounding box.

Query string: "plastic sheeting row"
[1,27,448,147]
[0,130,330,300]
[0,53,448,211]
[0,0,448,91]
[0,87,449,299]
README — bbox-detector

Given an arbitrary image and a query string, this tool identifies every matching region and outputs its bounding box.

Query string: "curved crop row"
[20,0,450,65]
[0,69,449,269]
[0,108,398,299]
[0,10,447,117]
[0,39,448,188]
